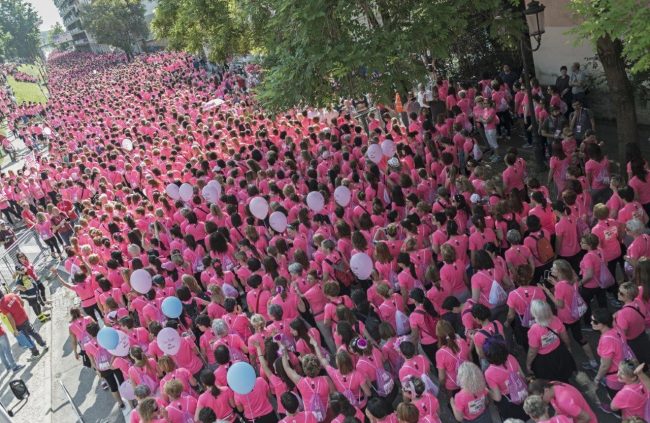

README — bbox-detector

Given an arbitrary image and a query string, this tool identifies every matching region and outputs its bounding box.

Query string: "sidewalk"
[0,132,126,423]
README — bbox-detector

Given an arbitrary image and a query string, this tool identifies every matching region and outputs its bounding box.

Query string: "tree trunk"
[596,34,638,169]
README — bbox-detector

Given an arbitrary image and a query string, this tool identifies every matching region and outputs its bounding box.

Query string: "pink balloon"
[249,196,269,219]
[367,144,382,164]
[157,327,181,355]
[269,211,288,232]
[334,186,351,207]
[350,253,374,280]
[306,191,324,213]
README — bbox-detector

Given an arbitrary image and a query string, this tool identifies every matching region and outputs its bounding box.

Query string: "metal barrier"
[0,229,47,289]
[58,380,85,423]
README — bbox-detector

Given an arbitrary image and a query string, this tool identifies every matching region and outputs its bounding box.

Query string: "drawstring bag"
[374,365,395,397]
[504,361,528,404]
[395,309,410,336]
[488,278,507,306]
[569,286,588,320]
[515,291,533,328]
[308,382,327,422]
[598,259,615,289]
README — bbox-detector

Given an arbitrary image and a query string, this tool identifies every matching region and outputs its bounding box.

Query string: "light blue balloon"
[97,327,119,350]
[161,296,183,318]
[227,362,256,394]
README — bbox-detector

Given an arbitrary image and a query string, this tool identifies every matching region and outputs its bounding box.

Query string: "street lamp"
[519,0,546,170]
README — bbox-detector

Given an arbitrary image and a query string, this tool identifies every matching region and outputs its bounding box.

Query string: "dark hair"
[198,407,217,423]
[366,397,390,419]
[214,345,230,364]
[200,370,221,397]
[471,303,491,321]
[280,392,299,414]
[399,340,416,358]
[526,214,542,232]
[442,296,460,311]
[531,191,547,210]
[410,288,438,317]
[483,338,509,365]
[473,250,494,271]
[592,308,614,328]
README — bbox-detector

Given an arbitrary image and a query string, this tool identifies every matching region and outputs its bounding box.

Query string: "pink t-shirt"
[296,376,330,416]
[196,389,236,422]
[555,216,580,257]
[591,219,622,262]
[435,338,469,390]
[172,336,203,374]
[233,377,274,420]
[611,382,649,419]
[554,280,582,324]
[628,235,650,261]
[598,328,626,388]
[506,286,545,326]
[453,388,489,420]
[528,317,565,355]
[484,354,522,394]
[550,382,598,423]
[615,301,647,340]
[471,268,505,309]
[439,261,467,295]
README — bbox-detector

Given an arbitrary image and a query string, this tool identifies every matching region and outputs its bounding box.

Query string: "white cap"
[388,157,399,168]
[470,193,481,204]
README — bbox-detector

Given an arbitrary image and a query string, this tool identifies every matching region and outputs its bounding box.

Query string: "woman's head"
[457,362,486,394]
[619,281,639,302]
[590,308,613,330]
[523,395,548,420]
[530,299,552,327]
[300,354,322,377]
[551,259,575,282]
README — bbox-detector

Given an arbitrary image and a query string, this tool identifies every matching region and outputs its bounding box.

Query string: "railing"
[58,380,85,423]
[0,229,47,289]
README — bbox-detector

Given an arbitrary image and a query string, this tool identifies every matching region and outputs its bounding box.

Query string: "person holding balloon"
[84,323,126,409]
[229,361,277,423]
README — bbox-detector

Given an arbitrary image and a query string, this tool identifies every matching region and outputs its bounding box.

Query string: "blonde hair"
[619,281,639,301]
[396,402,419,423]
[552,259,575,283]
[163,379,184,399]
[523,395,547,420]
[457,362,486,394]
[250,314,266,330]
[530,299,553,327]
[593,203,609,220]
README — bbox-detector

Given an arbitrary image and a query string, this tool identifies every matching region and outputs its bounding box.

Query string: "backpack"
[488,278,507,306]
[394,307,410,336]
[307,381,327,422]
[374,365,395,397]
[604,331,636,361]
[598,259,616,289]
[514,290,534,328]
[532,233,554,264]
[503,360,528,404]
[325,257,355,286]
[169,400,194,423]
[96,346,112,371]
[338,374,359,407]
[595,166,610,185]
[442,349,463,388]
[569,285,588,320]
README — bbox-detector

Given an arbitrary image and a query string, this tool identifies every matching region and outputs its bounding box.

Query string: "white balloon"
[249,196,269,220]
[334,186,351,207]
[166,183,180,200]
[108,330,130,357]
[157,327,181,355]
[269,211,288,232]
[207,180,222,198]
[179,183,194,201]
[350,252,374,280]
[130,269,152,294]
[367,144,383,164]
[119,381,136,401]
[121,138,133,151]
[43,127,52,136]
[306,191,325,213]
[381,139,396,157]
[201,185,219,204]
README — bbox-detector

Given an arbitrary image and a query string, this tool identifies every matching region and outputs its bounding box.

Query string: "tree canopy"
[79,0,149,60]
[152,0,251,63]
[0,0,42,60]
[48,22,71,51]
[570,0,650,75]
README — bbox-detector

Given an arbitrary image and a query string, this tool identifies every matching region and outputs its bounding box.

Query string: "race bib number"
[576,125,582,133]
[604,227,617,241]
[540,331,557,348]
[468,398,484,415]
[555,130,561,137]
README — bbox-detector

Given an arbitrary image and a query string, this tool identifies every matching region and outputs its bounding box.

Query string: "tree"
[0,0,42,59]
[239,0,504,112]
[79,0,149,60]
[48,22,71,51]
[570,0,650,163]
[152,0,252,63]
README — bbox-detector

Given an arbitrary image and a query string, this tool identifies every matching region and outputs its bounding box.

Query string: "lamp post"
[519,0,546,171]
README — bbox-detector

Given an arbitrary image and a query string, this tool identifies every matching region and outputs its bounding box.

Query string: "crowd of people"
[0,50,648,423]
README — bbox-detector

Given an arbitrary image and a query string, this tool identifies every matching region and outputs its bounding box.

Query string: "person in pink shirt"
[365,397,398,423]
[470,251,508,317]
[408,289,438,364]
[591,203,624,279]
[629,159,650,215]
[505,265,545,350]
[523,215,555,284]
[616,282,650,368]
[541,259,597,369]
[526,300,576,382]
[590,308,630,405]
[618,186,650,227]
[68,307,94,367]
[504,230,534,279]
[439,245,469,301]
[450,362,491,422]
[610,359,650,419]
[233,376,275,422]
[553,201,581,270]
[36,212,63,259]
[282,353,332,422]
[528,380,598,423]
[83,322,126,409]
[434,320,469,394]
[136,397,167,423]
[502,153,525,195]
[196,371,236,422]
[625,219,650,271]
[483,340,529,420]
[279,392,318,423]
[164,379,198,423]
